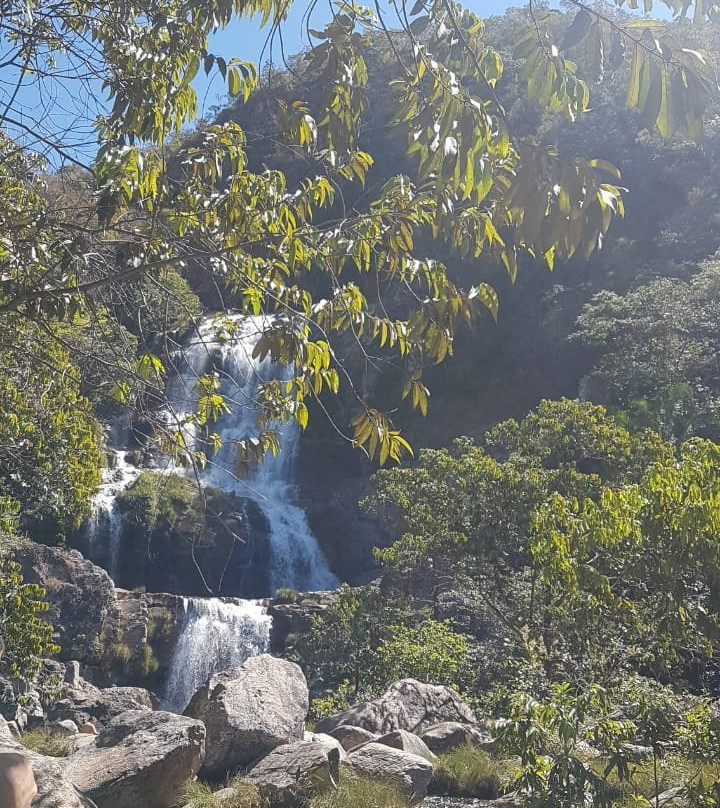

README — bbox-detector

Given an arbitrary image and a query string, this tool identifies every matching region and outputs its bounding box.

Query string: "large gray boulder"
[184,654,308,777]
[420,722,495,755]
[248,740,341,806]
[345,742,433,802]
[0,735,95,808]
[315,679,476,735]
[64,709,205,808]
[376,729,437,764]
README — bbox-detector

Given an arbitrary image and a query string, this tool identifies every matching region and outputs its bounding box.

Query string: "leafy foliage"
[0,0,716,472]
[533,438,720,684]
[575,261,720,441]
[0,320,102,540]
[0,544,59,678]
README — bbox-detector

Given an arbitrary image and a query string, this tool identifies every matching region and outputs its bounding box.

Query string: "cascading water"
[86,449,142,580]
[167,315,338,593]
[162,597,272,713]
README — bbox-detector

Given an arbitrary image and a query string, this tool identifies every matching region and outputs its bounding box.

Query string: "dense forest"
[3,0,720,807]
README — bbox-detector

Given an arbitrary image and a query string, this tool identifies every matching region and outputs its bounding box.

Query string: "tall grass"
[20,727,75,757]
[430,745,514,798]
[181,777,261,808]
[310,775,412,808]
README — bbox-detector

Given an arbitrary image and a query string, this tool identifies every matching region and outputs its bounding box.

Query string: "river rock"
[420,722,495,755]
[248,740,341,806]
[315,679,476,735]
[376,729,437,763]
[0,736,94,808]
[64,709,205,808]
[345,742,433,801]
[327,725,378,751]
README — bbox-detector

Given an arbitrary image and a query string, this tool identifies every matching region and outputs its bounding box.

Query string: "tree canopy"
[0,0,718,479]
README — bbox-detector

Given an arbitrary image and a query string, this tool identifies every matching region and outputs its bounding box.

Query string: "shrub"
[310,775,412,808]
[274,587,303,604]
[430,746,511,798]
[20,728,75,757]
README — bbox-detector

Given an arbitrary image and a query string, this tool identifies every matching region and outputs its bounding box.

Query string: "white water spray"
[87,449,142,580]
[168,315,338,593]
[162,597,272,713]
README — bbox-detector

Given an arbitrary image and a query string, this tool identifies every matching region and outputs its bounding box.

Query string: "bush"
[182,777,261,808]
[430,746,510,798]
[310,776,412,808]
[20,728,75,757]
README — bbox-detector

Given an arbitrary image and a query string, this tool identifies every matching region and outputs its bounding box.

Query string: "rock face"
[420,722,495,755]
[185,654,309,777]
[376,729,437,764]
[0,736,94,808]
[345,742,434,801]
[315,679,476,735]
[10,538,115,665]
[64,709,205,808]
[248,740,341,807]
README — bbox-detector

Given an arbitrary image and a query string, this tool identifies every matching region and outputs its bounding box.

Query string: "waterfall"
[87,449,142,580]
[161,597,272,713]
[167,315,339,594]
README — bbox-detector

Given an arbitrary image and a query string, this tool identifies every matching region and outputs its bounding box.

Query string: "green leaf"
[561,9,593,50]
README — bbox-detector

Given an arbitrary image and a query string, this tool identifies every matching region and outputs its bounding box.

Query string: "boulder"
[47,683,153,729]
[345,742,433,802]
[54,720,79,737]
[315,679,476,735]
[376,729,436,764]
[185,654,308,777]
[420,722,495,755]
[306,732,346,757]
[248,740,341,806]
[0,736,94,808]
[64,709,205,808]
[327,725,378,752]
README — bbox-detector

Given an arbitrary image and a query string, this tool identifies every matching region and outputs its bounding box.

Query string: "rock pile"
[0,655,493,808]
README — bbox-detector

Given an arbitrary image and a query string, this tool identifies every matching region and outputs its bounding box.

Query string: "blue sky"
[5,0,672,165]
[193,0,534,117]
